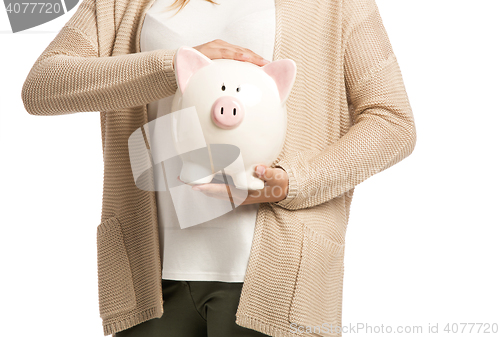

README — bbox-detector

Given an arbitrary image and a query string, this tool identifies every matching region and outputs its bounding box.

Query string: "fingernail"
[262,59,271,64]
[257,166,265,175]
[192,186,201,191]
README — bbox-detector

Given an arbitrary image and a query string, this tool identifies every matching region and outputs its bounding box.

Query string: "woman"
[21,0,416,336]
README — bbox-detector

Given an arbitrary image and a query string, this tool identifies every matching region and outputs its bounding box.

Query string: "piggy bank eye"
[221,84,226,91]
[236,87,240,92]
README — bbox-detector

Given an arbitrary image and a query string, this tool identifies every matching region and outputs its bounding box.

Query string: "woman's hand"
[173,39,270,69]
[177,165,289,206]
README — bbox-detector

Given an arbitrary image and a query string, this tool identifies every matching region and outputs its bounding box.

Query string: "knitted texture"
[21,0,416,336]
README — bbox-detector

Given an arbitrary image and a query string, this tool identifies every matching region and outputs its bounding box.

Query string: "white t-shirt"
[140,0,276,282]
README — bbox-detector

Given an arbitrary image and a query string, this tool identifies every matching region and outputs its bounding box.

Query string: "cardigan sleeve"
[21,0,179,116]
[273,0,416,211]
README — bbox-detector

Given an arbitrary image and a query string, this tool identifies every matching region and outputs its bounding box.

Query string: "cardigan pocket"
[288,225,345,334]
[96,217,137,318]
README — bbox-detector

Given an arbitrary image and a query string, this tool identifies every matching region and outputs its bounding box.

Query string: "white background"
[1,1,499,336]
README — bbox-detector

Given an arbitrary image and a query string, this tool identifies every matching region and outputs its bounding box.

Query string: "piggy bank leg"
[247,173,265,190]
[231,171,265,190]
[223,156,265,190]
[180,162,215,185]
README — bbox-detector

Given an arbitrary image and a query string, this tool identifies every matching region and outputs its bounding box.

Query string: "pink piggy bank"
[170,46,297,190]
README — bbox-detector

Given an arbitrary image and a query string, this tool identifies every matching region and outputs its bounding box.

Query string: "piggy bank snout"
[211,96,245,130]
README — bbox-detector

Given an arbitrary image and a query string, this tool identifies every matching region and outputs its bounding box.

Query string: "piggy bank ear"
[174,46,213,94]
[261,59,297,104]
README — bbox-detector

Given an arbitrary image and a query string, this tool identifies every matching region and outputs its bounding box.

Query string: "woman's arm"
[21,0,178,116]
[273,0,417,211]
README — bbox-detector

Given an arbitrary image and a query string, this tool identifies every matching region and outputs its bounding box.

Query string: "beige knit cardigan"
[21,0,416,336]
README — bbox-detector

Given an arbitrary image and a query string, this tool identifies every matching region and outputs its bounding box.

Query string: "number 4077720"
[443,323,498,334]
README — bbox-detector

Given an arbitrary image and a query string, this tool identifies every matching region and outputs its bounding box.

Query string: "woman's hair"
[160,0,220,16]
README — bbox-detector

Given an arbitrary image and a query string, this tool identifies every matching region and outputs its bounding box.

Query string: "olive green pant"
[115,279,270,337]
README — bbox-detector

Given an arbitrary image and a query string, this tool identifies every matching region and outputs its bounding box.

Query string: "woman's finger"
[254,165,289,199]
[217,45,268,66]
[193,39,270,66]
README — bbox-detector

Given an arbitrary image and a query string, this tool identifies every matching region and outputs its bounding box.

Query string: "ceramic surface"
[171,46,296,190]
